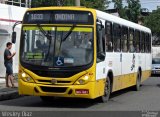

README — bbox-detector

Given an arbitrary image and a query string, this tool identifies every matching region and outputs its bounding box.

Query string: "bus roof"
[25,7,151,33]
[96,10,151,33]
[26,6,93,12]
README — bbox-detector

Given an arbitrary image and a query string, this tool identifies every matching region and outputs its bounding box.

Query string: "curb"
[0,89,21,101]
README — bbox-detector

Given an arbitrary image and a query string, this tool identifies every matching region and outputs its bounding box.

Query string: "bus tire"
[99,77,111,103]
[133,72,141,91]
[40,96,55,102]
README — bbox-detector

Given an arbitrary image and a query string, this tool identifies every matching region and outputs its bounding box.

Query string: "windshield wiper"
[36,24,52,61]
[37,24,51,40]
[58,24,76,55]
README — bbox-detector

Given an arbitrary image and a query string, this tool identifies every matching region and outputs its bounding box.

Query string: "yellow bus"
[12,7,152,102]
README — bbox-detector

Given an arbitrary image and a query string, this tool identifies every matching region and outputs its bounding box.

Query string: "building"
[0,0,28,77]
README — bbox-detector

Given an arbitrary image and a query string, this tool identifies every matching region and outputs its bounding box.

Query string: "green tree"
[126,0,141,23]
[31,0,110,11]
[64,0,74,6]
[31,0,57,7]
[31,0,70,7]
[144,8,160,45]
[81,0,110,11]
[112,0,128,19]
[112,0,141,23]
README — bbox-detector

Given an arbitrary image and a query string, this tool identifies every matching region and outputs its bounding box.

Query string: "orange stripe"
[0,18,21,22]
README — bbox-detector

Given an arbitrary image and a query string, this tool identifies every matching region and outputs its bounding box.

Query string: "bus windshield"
[20,26,93,67]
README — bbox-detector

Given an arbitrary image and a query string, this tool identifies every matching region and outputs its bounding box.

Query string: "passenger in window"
[123,37,128,52]
[129,41,135,52]
[79,33,92,49]
[117,39,121,52]
[136,44,140,53]
[105,34,112,51]
[108,41,113,51]
[129,33,134,52]
[34,40,43,52]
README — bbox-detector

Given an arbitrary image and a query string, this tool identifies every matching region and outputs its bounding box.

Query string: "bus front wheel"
[99,77,111,103]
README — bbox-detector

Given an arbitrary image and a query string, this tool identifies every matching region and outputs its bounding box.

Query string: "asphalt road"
[0,77,160,111]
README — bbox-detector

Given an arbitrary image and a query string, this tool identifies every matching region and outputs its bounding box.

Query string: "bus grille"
[38,80,71,84]
[32,70,79,78]
[40,86,67,93]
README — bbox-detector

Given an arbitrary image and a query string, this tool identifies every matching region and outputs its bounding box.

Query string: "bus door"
[96,22,107,81]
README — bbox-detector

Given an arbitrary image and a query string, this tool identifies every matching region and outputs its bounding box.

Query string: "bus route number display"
[28,13,51,22]
[31,14,43,20]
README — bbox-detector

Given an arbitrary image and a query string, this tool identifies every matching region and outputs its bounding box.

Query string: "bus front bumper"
[18,79,96,99]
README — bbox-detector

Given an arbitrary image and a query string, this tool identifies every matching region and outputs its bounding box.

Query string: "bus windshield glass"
[20,26,93,67]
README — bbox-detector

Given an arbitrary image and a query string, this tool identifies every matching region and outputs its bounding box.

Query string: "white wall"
[152,46,160,58]
[0,3,27,77]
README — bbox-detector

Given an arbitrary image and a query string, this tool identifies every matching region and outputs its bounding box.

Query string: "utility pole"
[75,0,80,6]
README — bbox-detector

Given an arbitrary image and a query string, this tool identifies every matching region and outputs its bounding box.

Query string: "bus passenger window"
[96,23,105,62]
[145,33,148,53]
[145,33,150,53]
[141,32,145,53]
[149,34,151,53]
[129,29,134,53]
[122,26,128,52]
[105,21,113,52]
[135,30,140,53]
[113,23,121,52]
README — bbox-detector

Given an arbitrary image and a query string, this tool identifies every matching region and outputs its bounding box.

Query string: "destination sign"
[23,10,93,25]
[54,13,88,22]
[54,14,75,21]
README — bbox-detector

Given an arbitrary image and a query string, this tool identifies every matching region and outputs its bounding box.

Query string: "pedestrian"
[4,42,16,88]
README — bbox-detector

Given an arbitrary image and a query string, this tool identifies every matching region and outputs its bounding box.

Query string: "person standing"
[4,42,16,87]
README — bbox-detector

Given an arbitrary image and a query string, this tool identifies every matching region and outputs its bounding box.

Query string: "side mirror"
[12,32,16,44]
[98,52,105,60]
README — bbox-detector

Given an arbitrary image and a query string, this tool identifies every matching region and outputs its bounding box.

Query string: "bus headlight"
[74,74,90,85]
[21,72,34,83]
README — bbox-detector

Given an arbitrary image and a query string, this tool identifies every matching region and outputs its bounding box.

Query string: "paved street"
[0,77,160,111]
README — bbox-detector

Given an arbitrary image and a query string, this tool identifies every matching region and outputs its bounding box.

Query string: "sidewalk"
[0,78,20,101]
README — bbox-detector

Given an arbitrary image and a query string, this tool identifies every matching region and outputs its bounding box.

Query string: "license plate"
[75,89,89,94]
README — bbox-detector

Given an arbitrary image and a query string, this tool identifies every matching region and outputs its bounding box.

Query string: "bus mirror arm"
[12,21,22,44]
[96,19,104,29]
[97,52,105,61]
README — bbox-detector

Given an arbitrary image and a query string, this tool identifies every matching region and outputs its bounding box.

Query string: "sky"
[108,0,160,12]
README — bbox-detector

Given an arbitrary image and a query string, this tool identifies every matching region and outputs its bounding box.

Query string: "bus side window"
[105,21,113,52]
[129,28,134,53]
[145,33,149,53]
[113,23,121,52]
[141,32,145,53]
[96,23,105,62]
[149,34,151,53]
[122,26,128,52]
[135,30,140,53]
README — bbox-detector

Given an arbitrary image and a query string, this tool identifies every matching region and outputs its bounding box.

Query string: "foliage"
[126,0,141,23]
[112,0,141,23]
[144,8,160,45]
[112,0,128,19]
[81,0,110,11]
[31,0,57,7]
[31,0,110,11]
